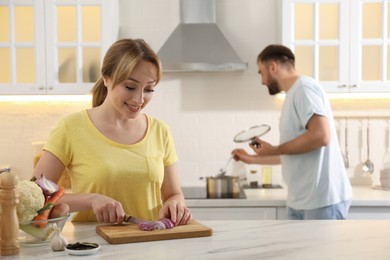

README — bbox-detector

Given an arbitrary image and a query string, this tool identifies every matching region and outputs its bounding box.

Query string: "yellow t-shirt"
[44,110,178,222]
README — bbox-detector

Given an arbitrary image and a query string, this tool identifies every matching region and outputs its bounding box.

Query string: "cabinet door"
[348,206,390,219]
[283,0,390,93]
[0,0,117,95]
[0,0,45,94]
[45,0,117,94]
[283,0,349,92]
[189,207,277,220]
[350,1,390,93]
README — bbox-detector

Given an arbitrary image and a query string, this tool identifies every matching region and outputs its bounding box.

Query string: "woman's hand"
[159,200,192,226]
[90,194,125,224]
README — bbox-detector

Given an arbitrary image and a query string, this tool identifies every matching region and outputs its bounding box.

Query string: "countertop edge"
[184,186,390,207]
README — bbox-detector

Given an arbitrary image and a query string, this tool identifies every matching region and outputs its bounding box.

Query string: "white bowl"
[65,243,100,256]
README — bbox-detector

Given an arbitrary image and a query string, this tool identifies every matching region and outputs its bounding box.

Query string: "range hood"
[157,0,248,72]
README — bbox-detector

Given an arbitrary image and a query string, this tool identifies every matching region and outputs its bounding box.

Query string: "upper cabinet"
[283,0,390,93]
[0,0,118,95]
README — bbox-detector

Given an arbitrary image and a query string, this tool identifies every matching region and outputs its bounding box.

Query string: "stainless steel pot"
[205,176,240,198]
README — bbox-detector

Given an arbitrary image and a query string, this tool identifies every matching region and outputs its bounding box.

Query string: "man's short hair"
[257,44,295,66]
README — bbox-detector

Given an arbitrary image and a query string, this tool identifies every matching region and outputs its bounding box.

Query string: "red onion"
[159,218,175,229]
[137,218,175,231]
[37,174,58,196]
[138,222,155,231]
[125,214,176,231]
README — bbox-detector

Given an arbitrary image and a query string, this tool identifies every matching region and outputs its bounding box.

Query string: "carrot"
[33,186,65,228]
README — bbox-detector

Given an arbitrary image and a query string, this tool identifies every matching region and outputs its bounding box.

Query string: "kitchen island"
[184,186,390,220]
[4,220,390,259]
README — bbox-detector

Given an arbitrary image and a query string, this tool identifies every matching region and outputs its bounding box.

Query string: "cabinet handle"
[38,86,44,90]
[337,84,347,88]
[350,84,357,88]
[48,86,53,90]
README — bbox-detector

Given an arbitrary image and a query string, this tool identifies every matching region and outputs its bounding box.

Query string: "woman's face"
[104,61,157,119]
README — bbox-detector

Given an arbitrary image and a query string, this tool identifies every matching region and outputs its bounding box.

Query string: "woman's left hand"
[159,200,192,225]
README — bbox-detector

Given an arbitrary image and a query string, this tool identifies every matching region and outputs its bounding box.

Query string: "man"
[232,44,352,219]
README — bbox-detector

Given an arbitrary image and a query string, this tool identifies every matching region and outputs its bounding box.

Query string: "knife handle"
[123,215,132,223]
[123,215,144,224]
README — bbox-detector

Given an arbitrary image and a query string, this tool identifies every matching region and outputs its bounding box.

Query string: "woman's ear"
[102,75,110,88]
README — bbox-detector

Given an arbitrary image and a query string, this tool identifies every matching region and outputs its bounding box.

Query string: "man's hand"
[249,137,280,156]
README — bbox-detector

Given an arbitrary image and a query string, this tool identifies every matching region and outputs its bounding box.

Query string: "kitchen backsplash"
[2,93,390,188]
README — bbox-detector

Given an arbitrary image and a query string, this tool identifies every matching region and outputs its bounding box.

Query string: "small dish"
[65,242,100,256]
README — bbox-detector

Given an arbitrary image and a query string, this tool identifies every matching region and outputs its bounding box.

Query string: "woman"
[33,39,192,225]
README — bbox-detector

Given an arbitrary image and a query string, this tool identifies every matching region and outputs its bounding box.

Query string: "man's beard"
[267,79,281,95]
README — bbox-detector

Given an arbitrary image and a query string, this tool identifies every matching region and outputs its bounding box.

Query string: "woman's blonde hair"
[91,39,162,107]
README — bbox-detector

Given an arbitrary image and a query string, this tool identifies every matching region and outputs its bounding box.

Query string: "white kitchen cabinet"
[283,0,390,93]
[276,206,390,220]
[277,205,390,220]
[276,207,288,220]
[0,0,118,95]
[189,205,390,220]
[189,207,277,220]
[186,186,390,220]
[348,206,390,219]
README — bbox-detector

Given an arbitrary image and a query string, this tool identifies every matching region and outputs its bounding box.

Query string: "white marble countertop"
[185,186,390,207]
[4,220,390,259]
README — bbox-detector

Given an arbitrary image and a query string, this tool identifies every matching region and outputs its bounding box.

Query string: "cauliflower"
[15,180,45,224]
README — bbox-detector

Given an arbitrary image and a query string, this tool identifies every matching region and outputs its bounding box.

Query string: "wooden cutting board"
[96,220,212,244]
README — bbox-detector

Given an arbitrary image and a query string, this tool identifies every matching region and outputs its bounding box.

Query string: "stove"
[181,186,246,199]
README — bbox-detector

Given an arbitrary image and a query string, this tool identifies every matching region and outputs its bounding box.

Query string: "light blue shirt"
[279,76,352,210]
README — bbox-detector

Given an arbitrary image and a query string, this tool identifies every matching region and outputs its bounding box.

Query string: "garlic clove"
[51,226,68,251]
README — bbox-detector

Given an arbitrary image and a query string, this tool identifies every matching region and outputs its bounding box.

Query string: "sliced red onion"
[138,221,166,231]
[138,222,156,231]
[137,218,175,231]
[152,221,166,230]
[159,218,175,229]
[37,174,58,196]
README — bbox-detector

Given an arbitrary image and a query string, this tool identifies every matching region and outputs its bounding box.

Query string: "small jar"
[249,170,258,188]
[262,167,273,188]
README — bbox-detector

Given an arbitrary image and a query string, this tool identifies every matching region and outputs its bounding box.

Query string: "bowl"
[19,214,69,245]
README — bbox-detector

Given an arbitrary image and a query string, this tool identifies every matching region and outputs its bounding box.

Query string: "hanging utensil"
[362,119,374,175]
[387,120,390,153]
[344,117,349,169]
[383,120,390,168]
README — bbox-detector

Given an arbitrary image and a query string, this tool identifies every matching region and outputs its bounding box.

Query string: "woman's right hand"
[90,194,125,224]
